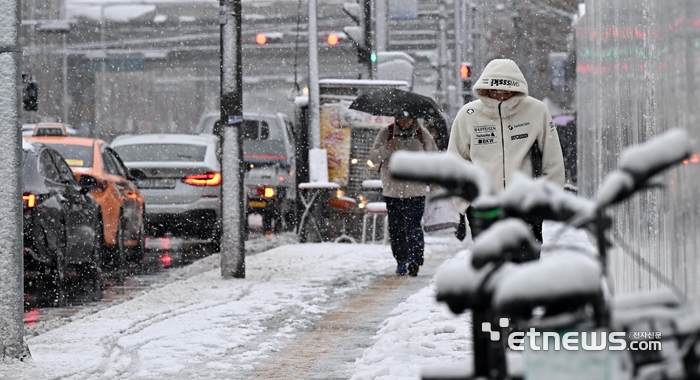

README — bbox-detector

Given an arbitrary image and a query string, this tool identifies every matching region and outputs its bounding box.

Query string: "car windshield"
[47,144,94,167]
[114,144,208,162]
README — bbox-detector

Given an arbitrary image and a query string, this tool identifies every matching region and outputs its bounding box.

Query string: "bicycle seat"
[492,255,603,318]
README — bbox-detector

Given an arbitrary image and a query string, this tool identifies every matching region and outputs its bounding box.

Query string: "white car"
[111,134,222,251]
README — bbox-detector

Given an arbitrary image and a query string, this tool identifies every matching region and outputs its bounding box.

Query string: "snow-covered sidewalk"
[2,223,591,379]
[3,234,461,379]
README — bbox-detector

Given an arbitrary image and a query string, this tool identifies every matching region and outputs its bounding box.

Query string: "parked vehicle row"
[22,139,103,306]
[23,123,147,306]
[22,111,296,306]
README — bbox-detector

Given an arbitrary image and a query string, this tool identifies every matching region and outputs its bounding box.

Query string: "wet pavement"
[23,217,287,326]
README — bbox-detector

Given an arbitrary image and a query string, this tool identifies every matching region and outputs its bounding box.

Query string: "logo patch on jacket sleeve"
[467,109,474,115]
[511,133,528,140]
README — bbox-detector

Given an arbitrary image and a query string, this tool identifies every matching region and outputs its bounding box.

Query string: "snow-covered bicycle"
[388,129,700,380]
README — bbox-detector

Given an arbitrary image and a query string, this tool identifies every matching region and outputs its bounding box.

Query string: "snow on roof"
[65,0,217,23]
[67,4,157,22]
[319,78,410,87]
[110,133,218,146]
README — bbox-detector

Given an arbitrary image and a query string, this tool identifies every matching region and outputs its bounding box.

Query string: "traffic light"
[343,0,372,75]
[326,32,343,46]
[460,62,473,103]
[254,32,284,45]
[22,75,38,112]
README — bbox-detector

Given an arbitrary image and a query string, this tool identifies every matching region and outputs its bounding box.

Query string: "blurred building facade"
[20,0,580,140]
[577,1,700,304]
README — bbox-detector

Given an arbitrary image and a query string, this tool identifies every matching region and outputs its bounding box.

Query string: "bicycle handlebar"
[388,151,493,203]
[595,129,692,208]
[389,129,691,227]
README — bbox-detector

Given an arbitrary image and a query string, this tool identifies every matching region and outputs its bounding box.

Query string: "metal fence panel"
[577,0,700,303]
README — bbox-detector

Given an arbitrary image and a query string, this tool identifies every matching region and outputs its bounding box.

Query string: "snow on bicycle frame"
[389,129,695,380]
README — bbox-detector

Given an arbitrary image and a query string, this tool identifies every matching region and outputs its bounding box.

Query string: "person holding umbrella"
[448,58,565,243]
[368,110,438,277]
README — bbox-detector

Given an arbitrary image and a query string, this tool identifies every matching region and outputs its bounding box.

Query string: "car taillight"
[91,179,110,193]
[252,187,275,198]
[22,194,36,208]
[182,172,221,187]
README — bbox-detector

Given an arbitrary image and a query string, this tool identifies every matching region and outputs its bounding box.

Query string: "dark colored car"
[25,132,147,268]
[22,140,103,306]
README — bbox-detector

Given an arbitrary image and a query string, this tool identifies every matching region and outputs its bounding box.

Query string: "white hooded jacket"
[447,59,565,212]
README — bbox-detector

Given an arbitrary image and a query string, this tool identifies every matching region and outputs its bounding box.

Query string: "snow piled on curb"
[351,249,473,380]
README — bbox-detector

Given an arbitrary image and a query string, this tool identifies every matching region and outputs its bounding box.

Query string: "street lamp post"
[308,0,320,150]
[454,0,464,113]
[437,1,449,113]
[219,0,245,278]
[0,0,29,360]
[62,33,69,123]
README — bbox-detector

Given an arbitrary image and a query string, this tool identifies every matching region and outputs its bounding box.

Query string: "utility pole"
[0,0,30,360]
[512,0,525,80]
[454,0,463,112]
[60,3,69,123]
[94,4,107,138]
[374,0,387,52]
[308,0,320,149]
[467,2,475,68]
[219,0,245,278]
[437,1,449,113]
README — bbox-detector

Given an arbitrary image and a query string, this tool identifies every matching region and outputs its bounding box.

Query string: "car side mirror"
[78,174,98,194]
[128,168,147,180]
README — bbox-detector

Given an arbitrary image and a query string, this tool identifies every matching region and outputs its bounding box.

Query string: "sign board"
[549,52,568,92]
[340,105,394,129]
[320,104,352,186]
[389,0,418,20]
[87,56,145,72]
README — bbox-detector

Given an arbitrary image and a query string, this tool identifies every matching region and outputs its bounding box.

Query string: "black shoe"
[455,214,467,241]
[396,262,407,276]
[408,262,419,277]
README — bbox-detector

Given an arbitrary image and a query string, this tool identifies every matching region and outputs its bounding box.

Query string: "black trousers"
[385,196,426,266]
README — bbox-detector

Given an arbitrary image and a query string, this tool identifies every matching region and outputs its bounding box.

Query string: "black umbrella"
[349,88,442,119]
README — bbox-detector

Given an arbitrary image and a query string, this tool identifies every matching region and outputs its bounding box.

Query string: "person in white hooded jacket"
[448,58,565,242]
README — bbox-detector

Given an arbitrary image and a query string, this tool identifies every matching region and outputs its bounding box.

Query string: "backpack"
[378,124,427,173]
[387,123,427,150]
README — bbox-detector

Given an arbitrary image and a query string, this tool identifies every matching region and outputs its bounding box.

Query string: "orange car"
[25,129,146,268]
